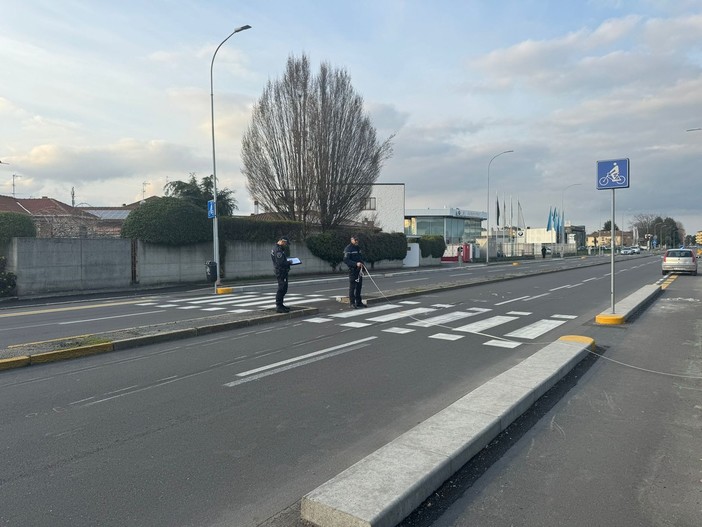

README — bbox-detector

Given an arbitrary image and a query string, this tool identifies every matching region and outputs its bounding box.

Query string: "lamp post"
[486,150,513,265]
[210,24,251,290]
[560,183,581,256]
[651,221,662,250]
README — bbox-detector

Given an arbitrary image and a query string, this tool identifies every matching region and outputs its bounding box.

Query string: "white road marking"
[59,310,163,324]
[552,314,578,319]
[431,304,455,308]
[202,307,227,311]
[549,285,572,291]
[382,327,415,334]
[429,333,464,341]
[304,317,333,323]
[330,304,401,318]
[407,311,483,328]
[506,311,531,316]
[399,300,421,304]
[340,322,372,328]
[504,319,566,339]
[396,278,429,283]
[524,293,550,301]
[495,295,530,305]
[366,307,436,323]
[454,316,519,333]
[485,339,521,348]
[226,336,378,383]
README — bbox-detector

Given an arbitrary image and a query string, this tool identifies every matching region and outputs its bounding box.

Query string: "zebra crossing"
[135,293,579,349]
[303,300,578,349]
[135,292,331,313]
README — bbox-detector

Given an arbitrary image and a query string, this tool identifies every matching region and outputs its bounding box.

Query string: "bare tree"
[242,54,393,231]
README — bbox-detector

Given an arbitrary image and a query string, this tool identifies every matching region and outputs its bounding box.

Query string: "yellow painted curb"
[559,335,596,349]
[216,286,235,295]
[595,313,625,325]
[512,262,520,266]
[29,342,114,364]
[0,356,31,371]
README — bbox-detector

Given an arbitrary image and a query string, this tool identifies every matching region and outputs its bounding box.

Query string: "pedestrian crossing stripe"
[454,315,520,333]
[429,333,464,341]
[485,339,521,348]
[407,310,487,328]
[504,319,565,339]
[340,322,371,328]
[366,307,436,323]
[382,327,415,334]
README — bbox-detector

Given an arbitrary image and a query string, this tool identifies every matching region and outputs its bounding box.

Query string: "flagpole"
[486,150,513,265]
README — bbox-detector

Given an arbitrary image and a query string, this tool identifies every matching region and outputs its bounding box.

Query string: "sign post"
[596,158,630,313]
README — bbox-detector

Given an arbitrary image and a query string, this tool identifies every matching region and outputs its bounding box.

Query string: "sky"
[2,0,702,236]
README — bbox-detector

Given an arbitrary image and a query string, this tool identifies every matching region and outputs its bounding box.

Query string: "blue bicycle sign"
[596,158,630,189]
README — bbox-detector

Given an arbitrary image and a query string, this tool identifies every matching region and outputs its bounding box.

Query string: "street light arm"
[210,25,252,96]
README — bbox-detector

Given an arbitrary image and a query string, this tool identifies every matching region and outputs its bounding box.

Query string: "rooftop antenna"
[12,174,21,198]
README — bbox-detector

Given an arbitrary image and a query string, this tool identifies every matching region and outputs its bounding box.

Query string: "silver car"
[661,248,698,275]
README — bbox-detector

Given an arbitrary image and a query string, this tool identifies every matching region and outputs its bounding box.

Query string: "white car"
[620,247,633,255]
[630,246,641,254]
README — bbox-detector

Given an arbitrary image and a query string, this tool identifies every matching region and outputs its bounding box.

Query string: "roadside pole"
[596,158,630,313]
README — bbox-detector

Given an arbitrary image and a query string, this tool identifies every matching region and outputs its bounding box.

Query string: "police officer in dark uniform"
[343,235,365,308]
[271,237,291,313]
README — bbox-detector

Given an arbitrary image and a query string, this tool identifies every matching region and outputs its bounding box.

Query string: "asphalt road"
[0,254,640,349]
[0,254,672,526]
[400,272,702,527]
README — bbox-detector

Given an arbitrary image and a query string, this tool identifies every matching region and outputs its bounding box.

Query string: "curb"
[595,284,661,325]
[2,308,318,371]
[301,336,595,527]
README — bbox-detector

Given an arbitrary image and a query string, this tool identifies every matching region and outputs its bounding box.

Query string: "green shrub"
[219,216,304,243]
[306,230,407,269]
[0,256,16,297]
[121,197,212,245]
[0,212,37,243]
[418,236,446,258]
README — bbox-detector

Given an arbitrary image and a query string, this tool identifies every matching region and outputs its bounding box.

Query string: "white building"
[357,183,405,233]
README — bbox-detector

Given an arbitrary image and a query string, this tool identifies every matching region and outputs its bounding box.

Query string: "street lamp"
[486,150,513,265]
[560,183,581,256]
[210,24,251,290]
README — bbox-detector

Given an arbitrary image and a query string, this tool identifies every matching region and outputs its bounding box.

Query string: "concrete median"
[301,335,595,527]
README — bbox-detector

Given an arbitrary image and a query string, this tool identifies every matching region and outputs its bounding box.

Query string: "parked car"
[630,246,641,254]
[661,248,698,275]
[620,247,633,255]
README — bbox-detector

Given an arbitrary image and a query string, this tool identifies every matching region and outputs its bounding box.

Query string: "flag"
[496,196,500,226]
[553,207,559,234]
[517,200,525,231]
[546,207,553,231]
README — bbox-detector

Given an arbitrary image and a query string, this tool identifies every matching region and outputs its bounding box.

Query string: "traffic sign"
[207,200,216,219]
[596,158,630,189]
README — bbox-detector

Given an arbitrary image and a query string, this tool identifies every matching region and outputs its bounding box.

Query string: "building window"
[363,197,376,210]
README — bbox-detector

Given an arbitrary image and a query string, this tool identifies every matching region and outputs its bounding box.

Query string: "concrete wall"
[137,241,212,286]
[7,237,132,296]
[3,237,410,297]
